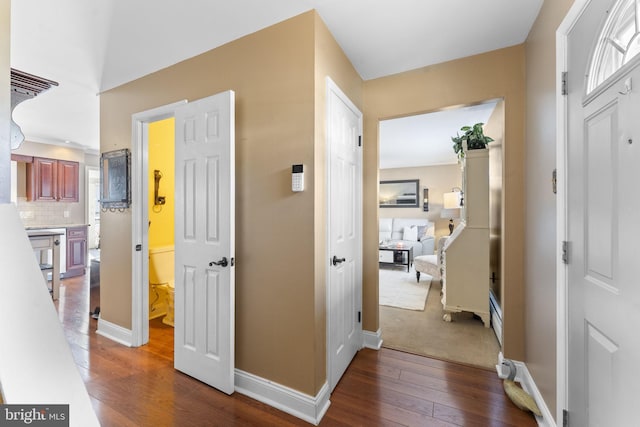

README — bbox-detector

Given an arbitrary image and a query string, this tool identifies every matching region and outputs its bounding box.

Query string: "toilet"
[149,245,175,327]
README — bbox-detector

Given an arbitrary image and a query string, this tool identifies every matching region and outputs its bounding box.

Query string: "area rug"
[379,268,431,310]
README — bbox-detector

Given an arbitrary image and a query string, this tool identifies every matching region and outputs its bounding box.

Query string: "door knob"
[332,255,346,266]
[209,257,228,267]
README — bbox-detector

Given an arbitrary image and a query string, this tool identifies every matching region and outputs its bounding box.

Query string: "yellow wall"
[148,118,175,248]
[362,46,526,359]
[100,11,362,397]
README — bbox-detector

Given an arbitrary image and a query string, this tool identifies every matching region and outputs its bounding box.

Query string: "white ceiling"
[9,0,543,153]
[379,101,499,169]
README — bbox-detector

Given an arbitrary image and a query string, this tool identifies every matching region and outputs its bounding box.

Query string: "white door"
[567,1,640,424]
[327,78,362,391]
[174,91,235,394]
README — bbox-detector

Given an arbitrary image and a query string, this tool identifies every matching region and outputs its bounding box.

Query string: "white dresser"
[441,150,490,327]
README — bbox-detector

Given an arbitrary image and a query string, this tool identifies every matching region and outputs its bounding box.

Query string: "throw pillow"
[403,226,418,241]
[416,225,435,241]
[416,225,427,240]
[425,225,435,238]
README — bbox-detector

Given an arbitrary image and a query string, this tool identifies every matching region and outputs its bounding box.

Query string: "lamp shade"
[440,208,460,219]
[443,191,462,209]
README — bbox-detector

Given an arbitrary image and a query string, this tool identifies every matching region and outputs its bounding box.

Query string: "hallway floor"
[52,273,536,426]
[380,276,500,369]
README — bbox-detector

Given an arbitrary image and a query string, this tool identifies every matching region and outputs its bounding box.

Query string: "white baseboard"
[96,318,133,347]
[234,369,330,425]
[362,328,383,350]
[496,353,556,427]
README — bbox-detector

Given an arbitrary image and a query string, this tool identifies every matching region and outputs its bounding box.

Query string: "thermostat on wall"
[292,164,304,192]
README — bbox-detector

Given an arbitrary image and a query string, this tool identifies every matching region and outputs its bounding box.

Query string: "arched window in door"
[587,0,640,94]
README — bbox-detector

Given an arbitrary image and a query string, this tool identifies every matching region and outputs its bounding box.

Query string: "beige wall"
[485,101,504,306]
[362,46,526,359]
[97,1,575,408]
[100,11,361,396]
[313,13,363,388]
[524,0,575,418]
[0,0,10,203]
[379,164,461,241]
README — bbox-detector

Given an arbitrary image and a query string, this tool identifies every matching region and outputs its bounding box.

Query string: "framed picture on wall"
[100,148,131,209]
[379,179,419,208]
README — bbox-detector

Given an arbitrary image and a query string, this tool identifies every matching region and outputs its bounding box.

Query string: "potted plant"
[451,123,494,159]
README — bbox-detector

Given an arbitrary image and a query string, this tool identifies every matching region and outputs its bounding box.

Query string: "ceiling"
[9,0,543,154]
[379,101,499,169]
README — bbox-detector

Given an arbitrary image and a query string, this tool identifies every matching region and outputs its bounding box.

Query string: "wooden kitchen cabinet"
[66,226,87,277]
[26,157,79,202]
[57,160,79,202]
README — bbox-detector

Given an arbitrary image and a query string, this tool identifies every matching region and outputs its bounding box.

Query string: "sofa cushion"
[416,224,435,241]
[379,218,393,242]
[391,218,431,240]
[403,226,418,241]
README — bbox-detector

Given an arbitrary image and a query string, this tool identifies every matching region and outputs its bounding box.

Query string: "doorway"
[560,0,640,423]
[147,117,176,350]
[326,77,363,391]
[377,100,504,369]
[130,92,237,395]
[130,100,185,348]
[86,167,100,251]
[86,166,101,317]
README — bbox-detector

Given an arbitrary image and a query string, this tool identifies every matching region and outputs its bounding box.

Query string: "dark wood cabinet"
[27,157,57,201]
[57,160,79,202]
[66,226,87,277]
[26,157,79,202]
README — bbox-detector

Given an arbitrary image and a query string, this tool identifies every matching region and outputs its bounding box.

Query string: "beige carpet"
[379,268,430,310]
[379,269,500,369]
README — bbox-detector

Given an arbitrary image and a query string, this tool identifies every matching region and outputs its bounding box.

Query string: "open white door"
[174,91,235,394]
[566,0,640,424]
[327,78,362,391]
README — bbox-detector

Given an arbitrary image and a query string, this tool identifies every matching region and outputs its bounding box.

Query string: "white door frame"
[556,0,590,423]
[325,76,363,389]
[85,166,99,249]
[130,100,187,347]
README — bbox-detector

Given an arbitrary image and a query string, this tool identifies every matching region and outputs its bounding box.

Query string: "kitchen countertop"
[26,230,65,237]
[24,224,89,230]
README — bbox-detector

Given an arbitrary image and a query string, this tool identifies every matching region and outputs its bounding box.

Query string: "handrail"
[0,204,99,426]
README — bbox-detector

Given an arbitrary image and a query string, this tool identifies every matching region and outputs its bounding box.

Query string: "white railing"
[0,204,99,426]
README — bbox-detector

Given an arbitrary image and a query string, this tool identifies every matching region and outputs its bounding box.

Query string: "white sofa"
[379,218,435,259]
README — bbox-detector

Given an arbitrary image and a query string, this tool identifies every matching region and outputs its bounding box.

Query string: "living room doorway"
[377,100,504,369]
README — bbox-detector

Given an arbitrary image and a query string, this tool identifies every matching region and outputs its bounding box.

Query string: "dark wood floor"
[54,274,537,426]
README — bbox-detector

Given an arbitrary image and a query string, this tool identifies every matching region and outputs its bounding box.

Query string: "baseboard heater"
[490,292,503,346]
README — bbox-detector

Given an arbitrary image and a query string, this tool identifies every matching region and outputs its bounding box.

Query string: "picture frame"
[379,179,420,208]
[100,148,131,209]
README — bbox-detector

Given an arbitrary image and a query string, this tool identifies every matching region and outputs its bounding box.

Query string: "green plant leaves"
[450,122,493,159]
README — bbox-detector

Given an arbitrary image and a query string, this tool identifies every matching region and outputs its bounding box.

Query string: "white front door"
[174,91,235,394]
[567,1,640,424]
[327,78,362,391]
